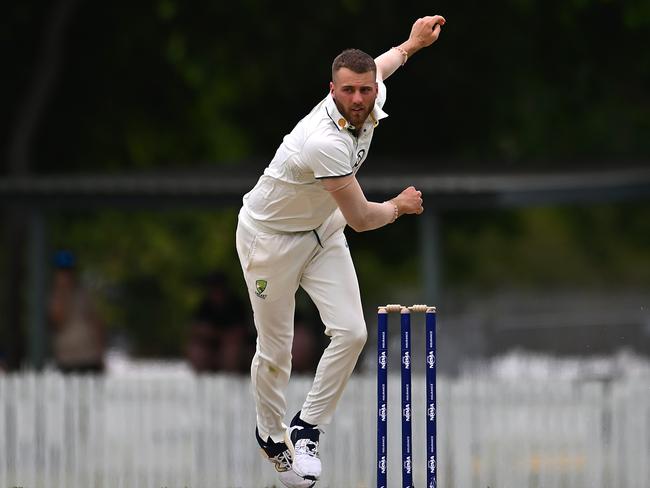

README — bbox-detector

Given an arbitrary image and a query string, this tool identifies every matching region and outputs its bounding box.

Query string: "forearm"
[349,200,397,232]
[324,176,397,232]
[375,40,426,81]
[375,48,406,81]
[324,176,424,232]
[355,186,424,231]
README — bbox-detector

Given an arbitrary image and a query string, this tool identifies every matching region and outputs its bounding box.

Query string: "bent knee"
[339,325,367,351]
[255,340,293,370]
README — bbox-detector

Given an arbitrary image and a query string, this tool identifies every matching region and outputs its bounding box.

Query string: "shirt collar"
[324,94,388,132]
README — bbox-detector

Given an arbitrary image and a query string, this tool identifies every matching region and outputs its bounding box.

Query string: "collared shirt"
[243,80,388,232]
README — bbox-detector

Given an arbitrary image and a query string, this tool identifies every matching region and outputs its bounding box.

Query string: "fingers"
[414,194,424,214]
[424,15,446,27]
[411,15,446,47]
[413,188,423,214]
[403,187,421,197]
[432,23,441,40]
[425,15,446,41]
[399,186,424,215]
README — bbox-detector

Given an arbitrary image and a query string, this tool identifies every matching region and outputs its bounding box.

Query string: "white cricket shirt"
[242,80,388,232]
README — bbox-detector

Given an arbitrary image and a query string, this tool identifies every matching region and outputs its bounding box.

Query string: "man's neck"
[347,127,361,138]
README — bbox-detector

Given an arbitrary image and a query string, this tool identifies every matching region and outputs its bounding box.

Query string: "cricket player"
[236,15,446,487]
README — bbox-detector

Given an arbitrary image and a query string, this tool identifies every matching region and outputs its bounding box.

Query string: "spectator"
[47,250,106,373]
[185,271,254,373]
[291,310,324,374]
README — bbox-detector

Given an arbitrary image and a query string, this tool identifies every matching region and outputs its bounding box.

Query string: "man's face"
[54,269,76,290]
[330,67,378,128]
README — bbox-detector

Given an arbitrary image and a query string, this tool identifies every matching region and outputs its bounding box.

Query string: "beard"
[334,98,373,128]
[347,106,373,127]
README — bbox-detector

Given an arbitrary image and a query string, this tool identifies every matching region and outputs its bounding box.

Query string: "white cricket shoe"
[256,427,315,488]
[289,412,322,481]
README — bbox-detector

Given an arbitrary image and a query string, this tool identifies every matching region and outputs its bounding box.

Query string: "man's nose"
[352,90,363,104]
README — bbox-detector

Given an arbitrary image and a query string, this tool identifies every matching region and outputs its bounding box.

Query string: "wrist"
[401,39,422,58]
[389,198,401,219]
[384,199,399,223]
[391,46,408,66]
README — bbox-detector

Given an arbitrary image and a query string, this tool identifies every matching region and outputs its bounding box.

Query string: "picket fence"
[0,370,648,488]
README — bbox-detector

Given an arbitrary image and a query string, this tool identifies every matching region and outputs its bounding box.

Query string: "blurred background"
[1,1,649,486]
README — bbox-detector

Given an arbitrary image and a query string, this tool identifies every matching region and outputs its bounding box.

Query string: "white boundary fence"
[1,369,649,488]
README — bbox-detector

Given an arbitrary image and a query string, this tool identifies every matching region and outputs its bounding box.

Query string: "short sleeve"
[302,135,353,179]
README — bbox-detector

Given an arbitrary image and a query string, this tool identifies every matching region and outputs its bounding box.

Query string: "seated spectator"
[48,250,106,373]
[186,271,254,373]
[292,311,324,373]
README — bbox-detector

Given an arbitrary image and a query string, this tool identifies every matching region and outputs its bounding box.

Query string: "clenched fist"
[392,186,424,216]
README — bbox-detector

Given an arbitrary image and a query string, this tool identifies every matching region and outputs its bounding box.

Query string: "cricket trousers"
[236,207,367,442]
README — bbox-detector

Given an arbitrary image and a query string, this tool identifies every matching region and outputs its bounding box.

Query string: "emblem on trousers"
[255,279,268,299]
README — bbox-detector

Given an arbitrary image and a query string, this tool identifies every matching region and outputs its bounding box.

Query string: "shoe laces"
[269,448,293,473]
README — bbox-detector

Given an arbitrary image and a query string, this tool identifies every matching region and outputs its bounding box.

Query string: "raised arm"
[322,175,423,232]
[375,15,446,82]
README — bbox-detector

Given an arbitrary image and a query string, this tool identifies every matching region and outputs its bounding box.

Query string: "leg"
[299,232,367,426]
[249,294,297,440]
[236,216,314,441]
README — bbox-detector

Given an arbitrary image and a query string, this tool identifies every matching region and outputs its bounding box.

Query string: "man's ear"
[330,81,335,95]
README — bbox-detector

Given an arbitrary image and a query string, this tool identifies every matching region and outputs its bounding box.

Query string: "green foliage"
[48,209,243,356]
[444,202,650,289]
[4,0,650,170]
[348,219,420,300]
[623,0,650,29]
[3,1,649,358]
[41,201,650,357]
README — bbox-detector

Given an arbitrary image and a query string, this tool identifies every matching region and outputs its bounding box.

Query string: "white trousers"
[236,208,367,441]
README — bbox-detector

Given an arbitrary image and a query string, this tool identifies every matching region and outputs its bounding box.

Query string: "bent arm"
[322,176,395,232]
[322,175,424,232]
[375,15,446,81]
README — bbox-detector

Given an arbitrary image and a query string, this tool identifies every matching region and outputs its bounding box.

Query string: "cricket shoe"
[289,412,322,482]
[255,427,316,488]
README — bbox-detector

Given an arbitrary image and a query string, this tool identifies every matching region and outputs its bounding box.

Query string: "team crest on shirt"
[255,279,268,299]
[354,149,366,168]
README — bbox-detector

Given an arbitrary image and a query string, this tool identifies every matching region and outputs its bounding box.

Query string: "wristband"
[391,46,408,66]
[384,200,399,223]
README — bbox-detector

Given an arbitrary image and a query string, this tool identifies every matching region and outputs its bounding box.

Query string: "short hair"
[331,49,376,80]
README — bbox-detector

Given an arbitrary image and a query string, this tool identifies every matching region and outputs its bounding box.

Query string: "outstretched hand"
[408,15,446,49]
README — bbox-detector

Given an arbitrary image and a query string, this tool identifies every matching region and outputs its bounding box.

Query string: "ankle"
[292,411,317,429]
